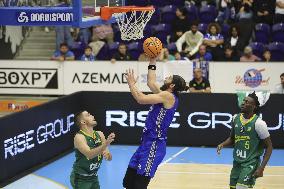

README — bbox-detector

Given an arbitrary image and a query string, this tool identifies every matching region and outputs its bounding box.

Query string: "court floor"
[4,145,284,189]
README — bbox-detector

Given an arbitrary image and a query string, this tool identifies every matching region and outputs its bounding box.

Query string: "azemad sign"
[17,11,73,24]
[3,114,74,160]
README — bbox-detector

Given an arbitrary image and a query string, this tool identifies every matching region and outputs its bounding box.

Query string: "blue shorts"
[128,137,166,178]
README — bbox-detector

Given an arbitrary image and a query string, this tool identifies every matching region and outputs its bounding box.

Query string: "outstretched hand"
[124,69,138,86]
[105,133,115,145]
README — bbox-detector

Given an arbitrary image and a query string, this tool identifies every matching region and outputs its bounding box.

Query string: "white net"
[114,9,155,41]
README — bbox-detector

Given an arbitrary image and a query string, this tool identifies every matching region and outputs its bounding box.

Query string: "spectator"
[81,46,95,61]
[275,0,284,23]
[170,7,190,42]
[253,0,274,25]
[91,24,114,45]
[220,45,240,61]
[237,0,254,48]
[51,43,75,61]
[174,51,187,60]
[138,52,150,62]
[111,43,132,63]
[216,0,232,24]
[225,25,244,55]
[262,49,271,62]
[194,44,213,61]
[158,48,175,61]
[203,23,224,61]
[77,28,92,46]
[189,68,211,93]
[176,21,204,58]
[54,0,76,50]
[273,73,284,93]
[240,46,261,62]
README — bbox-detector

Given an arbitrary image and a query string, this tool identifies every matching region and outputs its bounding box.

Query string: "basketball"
[143,37,163,58]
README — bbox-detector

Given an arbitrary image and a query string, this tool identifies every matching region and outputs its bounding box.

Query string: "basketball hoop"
[101,6,155,41]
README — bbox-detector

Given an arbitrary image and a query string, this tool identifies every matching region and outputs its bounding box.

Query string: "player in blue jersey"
[123,57,189,189]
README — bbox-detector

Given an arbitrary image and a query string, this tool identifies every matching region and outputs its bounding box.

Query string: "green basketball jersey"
[233,114,264,163]
[72,130,103,177]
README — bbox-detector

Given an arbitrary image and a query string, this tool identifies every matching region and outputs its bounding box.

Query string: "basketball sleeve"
[255,119,270,139]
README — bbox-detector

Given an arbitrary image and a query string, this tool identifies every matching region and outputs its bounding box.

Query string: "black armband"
[148,65,156,70]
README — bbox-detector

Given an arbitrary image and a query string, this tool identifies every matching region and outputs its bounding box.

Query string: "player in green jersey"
[70,110,115,189]
[217,92,273,189]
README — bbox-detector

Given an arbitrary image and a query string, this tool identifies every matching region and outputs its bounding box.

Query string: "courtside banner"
[209,62,283,93]
[64,61,193,94]
[81,92,284,148]
[0,61,63,94]
[63,61,137,94]
[0,92,81,187]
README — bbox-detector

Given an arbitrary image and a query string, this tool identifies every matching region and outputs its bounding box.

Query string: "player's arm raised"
[125,69,174,107]
[74,133,115,160]
[147,58,161,94]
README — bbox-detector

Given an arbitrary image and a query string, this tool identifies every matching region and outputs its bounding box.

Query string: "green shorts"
[230,159,260,189]
[70,171,100,189]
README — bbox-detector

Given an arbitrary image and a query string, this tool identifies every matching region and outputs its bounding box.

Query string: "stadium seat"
[130,0,150,6]
[254,23,270,44]
[199,5,217,24]
[150,0,169,7]
[148,8,161,25]
[249,42,265,58]
[112,24,122,42]
[267,42,284,61]
[185,4,198,24]
[160,5,177,24]
[272,23,284,43]
[169,0,185,7]
[166,42,177,53]
[108,42,120,58]
[221,23,230,40]
[198,23,208,35]
[151,24,172,44]
[127,42,143,60]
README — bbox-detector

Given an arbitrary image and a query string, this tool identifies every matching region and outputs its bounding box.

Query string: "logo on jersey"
[243,175,250,182]
[240,126,244,133]
[247,127,252,132]
[17,12,29,23]
[94,139,101,144]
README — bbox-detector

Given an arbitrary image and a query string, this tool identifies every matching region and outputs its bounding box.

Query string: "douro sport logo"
[17,11,73,23]
[17,12,29,23]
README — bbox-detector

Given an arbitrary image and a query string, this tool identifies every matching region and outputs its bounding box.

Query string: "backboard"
[0,0,125,28]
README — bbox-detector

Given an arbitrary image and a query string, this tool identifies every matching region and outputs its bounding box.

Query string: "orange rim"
[101,6,155,20]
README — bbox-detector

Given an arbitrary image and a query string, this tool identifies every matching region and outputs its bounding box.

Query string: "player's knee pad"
[236,185,248,189]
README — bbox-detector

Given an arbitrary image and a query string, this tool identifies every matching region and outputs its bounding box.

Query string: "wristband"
[148,65,156,70]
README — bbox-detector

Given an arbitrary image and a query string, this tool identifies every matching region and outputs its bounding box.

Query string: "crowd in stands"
[48,0,284,62]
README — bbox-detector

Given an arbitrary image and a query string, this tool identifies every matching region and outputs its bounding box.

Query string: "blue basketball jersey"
[142,93,179,140]
[128,93,179,177]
